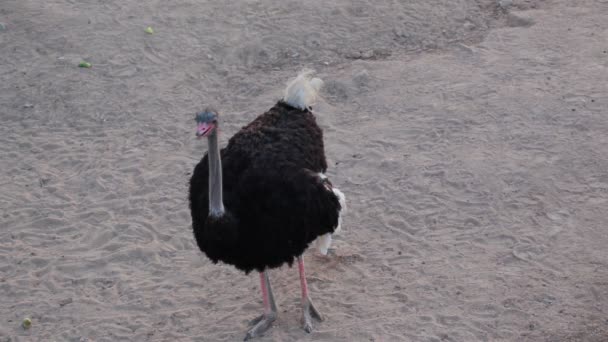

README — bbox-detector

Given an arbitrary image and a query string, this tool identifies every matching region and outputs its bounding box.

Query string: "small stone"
[360,50,374,59]
[0,22,7,32]
[59,297,73,307]
[144,26,154,34]
[463,21,476,30]
[506,13,535,27]
[78,61,92,68]
[498,0,513,9]
[393,27,407,38]
[22,317,32,329]
[23,103,34,109]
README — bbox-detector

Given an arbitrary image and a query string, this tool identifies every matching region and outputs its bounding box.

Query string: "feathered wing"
[283,168,343,240]
[226,166,342,270]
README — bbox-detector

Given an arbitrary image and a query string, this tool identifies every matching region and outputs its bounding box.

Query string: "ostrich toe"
[301,297,323,333]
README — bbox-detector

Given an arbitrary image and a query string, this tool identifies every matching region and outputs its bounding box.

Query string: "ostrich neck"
[207,130,225,217]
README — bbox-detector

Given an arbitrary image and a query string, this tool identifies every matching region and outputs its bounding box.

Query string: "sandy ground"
[1,0,608,341]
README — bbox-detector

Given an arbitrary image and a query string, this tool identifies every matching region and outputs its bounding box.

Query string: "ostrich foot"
[244,312,276,340]
[301,297,323,333]
[245,271,277,340]
[248,314,264,326]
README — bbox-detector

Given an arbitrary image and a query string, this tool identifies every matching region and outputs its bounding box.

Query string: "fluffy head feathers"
[283,69,324,110]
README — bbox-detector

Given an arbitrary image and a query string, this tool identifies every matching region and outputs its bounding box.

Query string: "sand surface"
[1,0,608,341]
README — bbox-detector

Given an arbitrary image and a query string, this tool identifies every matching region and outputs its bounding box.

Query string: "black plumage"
[189,101,342,274]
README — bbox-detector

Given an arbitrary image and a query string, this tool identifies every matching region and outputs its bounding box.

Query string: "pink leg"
[244,271,277,340]
[260,272,272,315]
[298,256,323,333]
[298,256,309,301]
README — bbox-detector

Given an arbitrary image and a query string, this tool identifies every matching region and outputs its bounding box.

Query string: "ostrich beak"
[196,122,215,138]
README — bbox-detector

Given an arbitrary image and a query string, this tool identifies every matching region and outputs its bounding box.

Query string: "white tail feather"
[316,233,332,256]
[315,187,346,255]
[283,70,323,110]
[332,188,346,234]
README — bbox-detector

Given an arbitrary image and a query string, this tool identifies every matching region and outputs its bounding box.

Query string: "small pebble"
[59,297,73,307]
[145,26,154,34]
[0,22,7,32]
[463,21,476,30]
[22,317,32,329]
[360,50,375,59]
[498,0,513,9]
[78,61,92,68]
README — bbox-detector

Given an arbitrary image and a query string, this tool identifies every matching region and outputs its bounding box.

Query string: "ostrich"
[189,70,346,340]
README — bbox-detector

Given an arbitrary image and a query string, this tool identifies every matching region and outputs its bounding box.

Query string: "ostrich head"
[195,108,219,138]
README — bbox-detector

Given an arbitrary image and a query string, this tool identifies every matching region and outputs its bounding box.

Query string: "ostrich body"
[189,71,346,339]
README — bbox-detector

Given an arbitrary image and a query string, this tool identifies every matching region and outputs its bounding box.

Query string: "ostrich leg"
[244,271,277,340]
[298,256,323,333]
